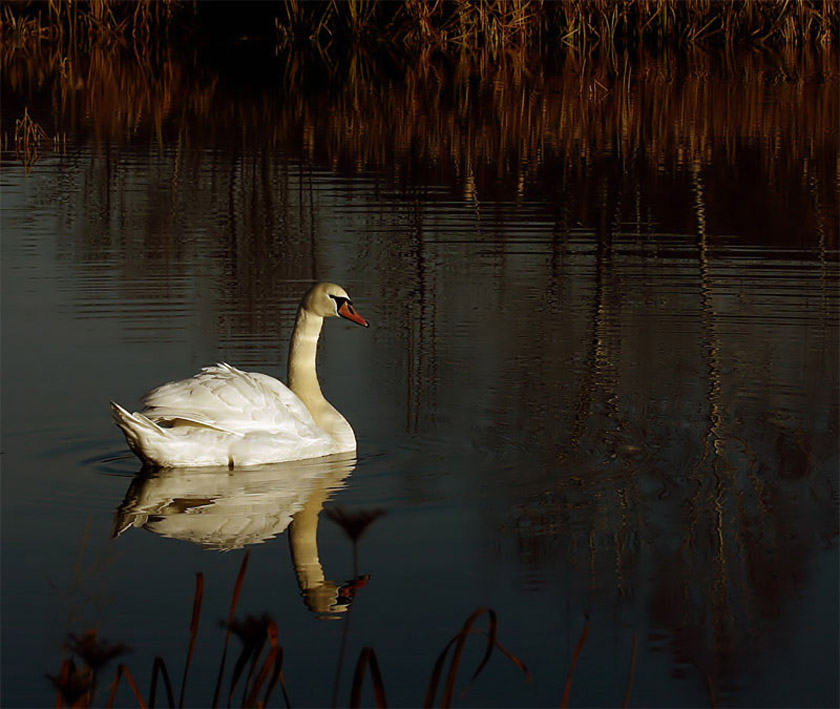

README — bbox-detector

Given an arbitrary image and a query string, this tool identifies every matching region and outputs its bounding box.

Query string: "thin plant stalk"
[623,633,638,709]
[178,572,205,708]
[149,656,175,709]
[560,615,590,709]
[424,607,529,708]
[331,602,354,707]
[349,647,388,708]
[212,551,251,708]
[106,663,147,709]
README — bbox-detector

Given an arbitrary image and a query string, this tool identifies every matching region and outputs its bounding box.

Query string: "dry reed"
[424,607,531,708]
[11,106,63,171]
[271,0,839,49]
[3,20,835,246]
[560,615,590,708]
[50,551,533,708]
[51,550,293,708]
[2,0,836,54]
[349,647,389,708]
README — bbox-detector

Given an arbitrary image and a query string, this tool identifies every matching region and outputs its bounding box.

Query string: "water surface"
[1,43,838,707]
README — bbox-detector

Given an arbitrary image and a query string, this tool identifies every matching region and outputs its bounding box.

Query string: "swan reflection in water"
[113,453,367,615]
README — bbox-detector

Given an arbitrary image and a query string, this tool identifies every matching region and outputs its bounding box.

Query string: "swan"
[111,282,369,468]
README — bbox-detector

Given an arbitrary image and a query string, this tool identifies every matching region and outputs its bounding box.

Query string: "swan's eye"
[329,293,368,327]
[329,294,349,312]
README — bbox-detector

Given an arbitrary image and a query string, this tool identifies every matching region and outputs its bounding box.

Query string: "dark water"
[2,43,838,708]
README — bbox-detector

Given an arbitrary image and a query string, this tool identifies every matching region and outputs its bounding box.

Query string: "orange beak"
[338,300,369,327]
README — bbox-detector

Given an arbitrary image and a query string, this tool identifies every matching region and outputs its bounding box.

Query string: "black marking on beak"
[330,294,369,327]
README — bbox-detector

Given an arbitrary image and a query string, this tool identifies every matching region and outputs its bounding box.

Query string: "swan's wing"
[140,363,322,438]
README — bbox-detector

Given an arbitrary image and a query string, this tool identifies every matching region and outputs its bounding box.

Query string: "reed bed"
[11,105,65,171]
[273,0,839,50]
[4,34,836,172]
[2,0,177,51]
[3,24,836,245]
[3,1,837,181]
[2,0,837,53]
[267,43,836,196]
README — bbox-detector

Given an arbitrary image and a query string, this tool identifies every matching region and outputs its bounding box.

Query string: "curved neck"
[287,306,356,449]
[287,308,326,407]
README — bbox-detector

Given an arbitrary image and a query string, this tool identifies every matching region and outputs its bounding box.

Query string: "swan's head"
[304,282,369,327]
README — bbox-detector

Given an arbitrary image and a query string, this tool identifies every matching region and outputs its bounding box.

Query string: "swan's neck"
[287,309,355,449]
[288,309,326,404]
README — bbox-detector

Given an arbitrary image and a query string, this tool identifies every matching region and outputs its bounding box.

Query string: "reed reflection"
[505,341,836,696]
[113,454,367,615]
[3,39,836,250]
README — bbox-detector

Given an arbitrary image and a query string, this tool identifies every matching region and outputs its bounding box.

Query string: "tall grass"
[1,0,178,50]
[277,0,839,50]
[3,23,835,244]
[11,105,63,172]
[2,0,837,52]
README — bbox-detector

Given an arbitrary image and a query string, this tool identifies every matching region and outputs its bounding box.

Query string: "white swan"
[111,282,369,468]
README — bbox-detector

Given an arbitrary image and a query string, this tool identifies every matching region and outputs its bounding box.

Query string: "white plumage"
[111,283,369,468]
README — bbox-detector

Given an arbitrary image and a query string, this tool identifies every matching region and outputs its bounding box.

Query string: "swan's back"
[112,364,339,467]
[142,363,319,437]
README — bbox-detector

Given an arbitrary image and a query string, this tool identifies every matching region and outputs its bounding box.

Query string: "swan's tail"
[110,401,169,463]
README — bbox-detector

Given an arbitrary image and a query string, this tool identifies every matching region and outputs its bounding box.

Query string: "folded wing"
[141,363,323,440]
